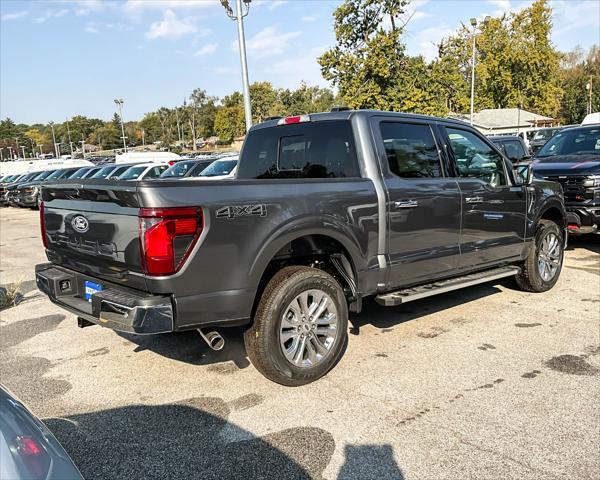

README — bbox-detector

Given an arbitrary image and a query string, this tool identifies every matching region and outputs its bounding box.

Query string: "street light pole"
[15,138,21,159]
[66,118,74,155]
[49,122,59,158]
[221,0,252,132]
[80,134,86,159]
[142,129,146,147]
[175,107,182,143]
[586,76,593,115]
[469,18,477,126]
[114,99,127,151]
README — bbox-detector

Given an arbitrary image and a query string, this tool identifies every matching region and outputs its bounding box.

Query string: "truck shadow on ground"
[119,284,503,368]
[349,283,502,332]
[118,327,251,369]
[45,398,404,480]
[566,233,599,254]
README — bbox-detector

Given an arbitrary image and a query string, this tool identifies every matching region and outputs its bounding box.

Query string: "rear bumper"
[35,263,174,334]
[17,193,37,207]
[565,204,599,234]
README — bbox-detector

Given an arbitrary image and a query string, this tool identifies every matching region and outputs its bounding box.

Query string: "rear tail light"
[138,207,203,276]
[16,436,43,456]
[40,202,48,248]
[277,115,310,125]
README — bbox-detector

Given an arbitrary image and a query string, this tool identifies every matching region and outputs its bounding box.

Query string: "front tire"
[244,266,348,386]
[516,219,564,292]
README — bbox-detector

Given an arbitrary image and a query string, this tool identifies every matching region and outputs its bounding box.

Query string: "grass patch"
[0,281,24,311]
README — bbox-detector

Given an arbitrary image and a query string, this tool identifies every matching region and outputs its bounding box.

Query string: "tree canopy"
[0,0,596,159]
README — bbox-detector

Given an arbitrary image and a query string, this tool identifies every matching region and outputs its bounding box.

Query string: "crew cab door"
[372,118,462,288]
[441,126,527,268]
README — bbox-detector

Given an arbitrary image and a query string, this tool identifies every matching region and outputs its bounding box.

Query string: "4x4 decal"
[216,204,267,219]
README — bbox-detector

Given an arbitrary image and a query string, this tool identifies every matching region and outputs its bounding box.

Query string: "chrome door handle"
[394,200,419,209]
[465,196,484,204]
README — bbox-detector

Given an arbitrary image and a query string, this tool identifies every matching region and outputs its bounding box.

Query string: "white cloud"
[124,0,217,13]
[254,0,288,10]
[71,0,107,16]
[84,21,133,34]
[1,10,29,21]
[487,0,511,10]
[301,16,316,23]
[268,0,288,10]
[145,9,198,39]
[210,66,236,75]
[35,9,70,23]
[552,0,600,39]
[258,46,330,90]
[409,25,454,62]
[405,0,430,23]
[236,26,301,58]
[195,43,218,56]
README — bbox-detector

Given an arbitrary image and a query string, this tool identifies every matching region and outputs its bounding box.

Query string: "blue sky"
[1,0,598,124]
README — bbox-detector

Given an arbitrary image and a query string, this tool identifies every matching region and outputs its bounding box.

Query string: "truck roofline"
[249,109,472,131]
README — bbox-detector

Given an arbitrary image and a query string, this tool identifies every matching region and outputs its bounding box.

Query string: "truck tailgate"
[41,181,147,291]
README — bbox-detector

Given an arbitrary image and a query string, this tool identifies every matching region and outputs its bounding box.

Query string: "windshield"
[90,165,117,179]
[118,166,146,180]
[532,128,559,141]
[199,159,237,177]
[161,161,196,177]
[185,161,213,177]
[1,175,16,183]
[536,128,600,160]
[107,166,130,178]
[70,168,90,179]
[32,170,55,181]
[46,169,69,180]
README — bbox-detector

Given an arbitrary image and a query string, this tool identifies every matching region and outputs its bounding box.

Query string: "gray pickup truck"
[36,110,566,385]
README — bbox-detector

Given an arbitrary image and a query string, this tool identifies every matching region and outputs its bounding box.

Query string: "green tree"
[186,89,218,150]
[318,0,410,110]
[435,0,562,117]
[89,124,122,150]
[138,112,163,144]
[214,105,245,142]
[248,82,279,122]
[558,46,599,124]
[278,82,337,115]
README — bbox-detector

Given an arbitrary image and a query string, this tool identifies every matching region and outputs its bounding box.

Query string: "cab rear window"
[238,120,360,179]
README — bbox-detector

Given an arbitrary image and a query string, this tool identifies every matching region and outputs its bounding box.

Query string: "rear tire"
[244,266,348,386]
[516,219,564,292]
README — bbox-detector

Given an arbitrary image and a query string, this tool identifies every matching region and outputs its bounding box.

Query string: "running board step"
[375,266,521,306]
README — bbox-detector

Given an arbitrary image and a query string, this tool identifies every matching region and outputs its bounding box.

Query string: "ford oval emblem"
[71,215,89,234]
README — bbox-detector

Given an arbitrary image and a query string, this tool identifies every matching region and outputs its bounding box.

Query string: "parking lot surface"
[1,207,599,479]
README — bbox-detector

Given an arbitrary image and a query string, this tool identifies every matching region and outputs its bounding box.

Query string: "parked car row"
[0,154,240,210]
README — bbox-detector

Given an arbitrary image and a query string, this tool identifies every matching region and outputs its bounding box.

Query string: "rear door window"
[445,127,508,187]
[503,140,526,161]
[238,120,360,179]
[379,122,443,178]
[143,166,168,179]
[118,166,145,180]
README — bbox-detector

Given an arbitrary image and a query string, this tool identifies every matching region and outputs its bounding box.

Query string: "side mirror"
[514,164,533,186]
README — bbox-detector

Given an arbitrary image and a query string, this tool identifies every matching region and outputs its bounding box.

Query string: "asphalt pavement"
[1,207,599,479]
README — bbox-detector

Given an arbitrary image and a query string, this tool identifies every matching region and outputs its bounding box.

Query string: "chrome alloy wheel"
[538,232,562,282]
[279,289,338,368]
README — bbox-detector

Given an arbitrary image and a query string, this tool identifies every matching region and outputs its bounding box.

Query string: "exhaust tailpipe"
[197,329,225,351]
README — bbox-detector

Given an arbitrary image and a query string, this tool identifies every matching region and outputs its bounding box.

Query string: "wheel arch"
[248,222,366,317]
